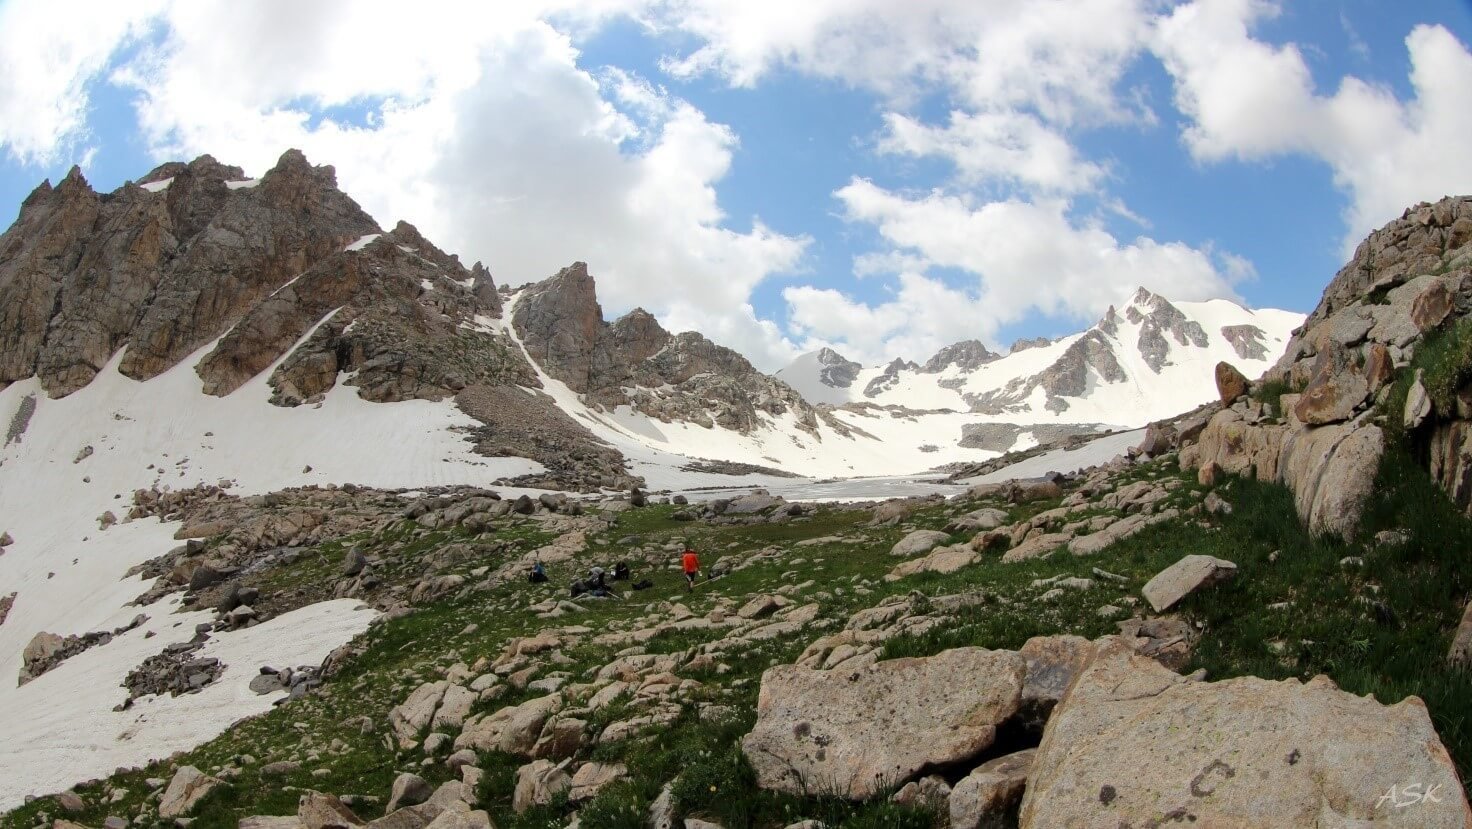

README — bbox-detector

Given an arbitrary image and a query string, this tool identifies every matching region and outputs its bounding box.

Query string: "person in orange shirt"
[681,546,701,591]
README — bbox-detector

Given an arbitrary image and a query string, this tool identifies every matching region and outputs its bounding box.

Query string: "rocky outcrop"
[511,262,822,435]
[813,347,862,388]
[1220,323,1270,360]
[863,358,917,398]
[741,647,1025,799]
[1125,288,1209,372]
[1179,196,1472,534]
[920,340,998,373]
[1019,637,1472,827]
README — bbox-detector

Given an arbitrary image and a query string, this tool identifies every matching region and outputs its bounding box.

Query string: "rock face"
[741,647,1025,799]
[949,750,1034,829]
[1019,637,1472,828]
[0,152,382,396]
[1181,196,1472,534]
[920,340,998,373]
[813,347,862,389]
[511,262,822,436]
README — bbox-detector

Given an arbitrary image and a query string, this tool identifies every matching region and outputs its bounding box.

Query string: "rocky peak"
[814,347,862,389]
[1008,336,1051,354]
[608,308,671,366]
[469,262,502,316]
[511,262,605,393]
[864,357,917,398]
[920,340,998,374]
[0,149,382,396]
[1122,289,1208,372]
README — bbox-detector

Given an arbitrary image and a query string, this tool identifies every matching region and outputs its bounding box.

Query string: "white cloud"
[784,272,995,365]
[879,110,1107,195]
[0,0,165,165]
[831,178,1242,338]
[83,1,808,367]
[1154,0,1472,249]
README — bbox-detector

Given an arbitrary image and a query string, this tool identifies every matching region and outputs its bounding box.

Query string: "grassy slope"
[7,444,1472,829]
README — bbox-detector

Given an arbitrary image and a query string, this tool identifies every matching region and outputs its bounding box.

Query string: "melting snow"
[225,179,261,190]
[344,233,381,252]
[138,178,173,193]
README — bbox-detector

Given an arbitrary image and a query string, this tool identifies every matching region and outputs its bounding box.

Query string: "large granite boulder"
[741,647,1025,799]
[1019,638,1472,828]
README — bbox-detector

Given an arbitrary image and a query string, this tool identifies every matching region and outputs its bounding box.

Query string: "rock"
[342,548,367,577]
[1450,598,1472,668]
[158,766,227,818]
[445,749,478,772]
[1412,278,1455,332]
[260,761,301,777]
[431,685,476,731]
[240,816,304,829]
[885,545,977,581]
[949,750,1034,829]
[1203,491,1232,515]
[455,694,562,757]
[741,647,1025,799]
[1019,637,1472,828]
[421,811,492,829]
[683,820,724,829]
[1280,422,1385,539]
[389,681,448,747]
[19,631,64,683]
[1197,461,1221,488]
[649,783,677,829]
[888,530,952,557]
[56,791,86,814]
[531,717,587,760]
[512,759,571,814]
[297,792,363,829]
[423,733,452,756]
[1294,344,1371,425]
[1406,369,1433,430]
[890,775,951,811]
[385,774,433,814]
[1141,554,1237,612]
[568,762,627,802]
[1214,361,1248,405]
[1018,635,1095,722]
[736,595,782,620]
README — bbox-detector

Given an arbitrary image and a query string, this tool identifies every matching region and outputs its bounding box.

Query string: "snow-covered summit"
[777,287,1304,427]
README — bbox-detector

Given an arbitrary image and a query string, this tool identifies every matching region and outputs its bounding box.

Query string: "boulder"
[1280,422,1386,539]
[385,773,433,814]
[1450,598,1472,667]
[422,811,491,829]
[298,792,363,829]
[741,647,1025,799]
[431,684,476,731]
[342,547,367,576]
[1141,555,1237,612]
[455,693,562,757]
[1019,637,1472,828]
[1294,345,1371,426]
[1406,369,1433,430]
[949,749,1035,829]
[1018,635,1095,722]
[512,759,571,813]
[891,775,951,811]
[158,766,227,818]
[568,762,627,802]
[1214,362,1248,405]
[884,545,977,582]
[389,681,448,747]
[889,530,952,557]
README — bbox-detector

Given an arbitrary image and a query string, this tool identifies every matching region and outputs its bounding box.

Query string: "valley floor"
[6,441,1472,828]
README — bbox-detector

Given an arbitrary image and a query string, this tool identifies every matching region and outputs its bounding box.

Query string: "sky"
[1,0,1470,371]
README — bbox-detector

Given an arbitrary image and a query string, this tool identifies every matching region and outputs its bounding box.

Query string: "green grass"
[14,443,1472,828]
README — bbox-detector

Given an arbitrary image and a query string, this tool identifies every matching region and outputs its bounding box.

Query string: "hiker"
[528,561,548,583]
[613,561,630,581]
[569,577,588,599]
[682,546,701,591]
[587,566,616,598]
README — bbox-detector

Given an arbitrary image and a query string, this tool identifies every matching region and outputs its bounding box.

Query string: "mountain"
[778,288,1304,441]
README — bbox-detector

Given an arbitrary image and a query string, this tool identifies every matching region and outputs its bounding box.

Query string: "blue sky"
[2,0,1471,368]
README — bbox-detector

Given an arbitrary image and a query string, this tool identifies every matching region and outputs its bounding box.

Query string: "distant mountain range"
[777,288,1302,451]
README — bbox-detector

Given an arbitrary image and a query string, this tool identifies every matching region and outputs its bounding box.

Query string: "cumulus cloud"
[1154,0,1472,250]
[879,110,1107,195]
[826,178,1243,346]
[784,272,996,365]
[0,0,165,165]
[77,0,804,366]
